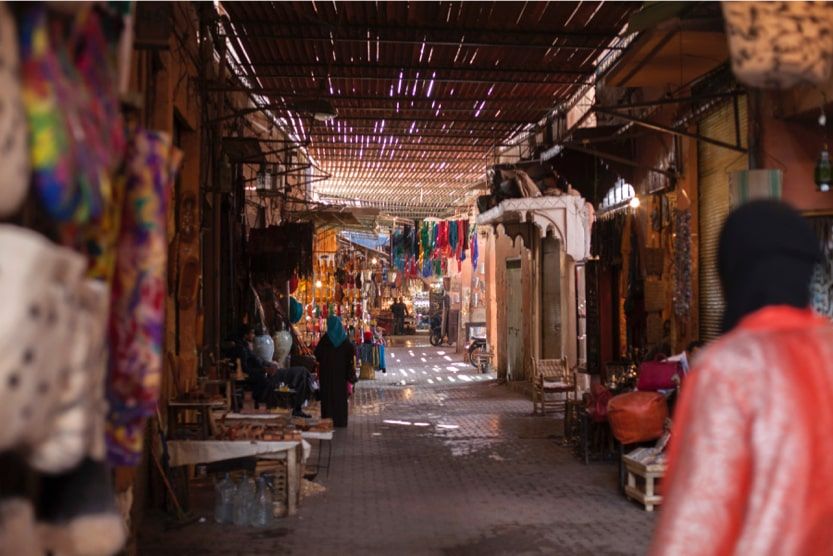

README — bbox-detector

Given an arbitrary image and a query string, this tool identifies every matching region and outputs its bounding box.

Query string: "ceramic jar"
[253,334,274,362]
[273,328,293,367]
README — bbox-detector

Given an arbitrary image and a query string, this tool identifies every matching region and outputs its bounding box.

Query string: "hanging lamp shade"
[723,2,833,89]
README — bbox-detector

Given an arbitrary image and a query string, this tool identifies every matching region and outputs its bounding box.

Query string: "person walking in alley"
[314,315,357,427]
[391,297,406,335]
[651,201,833,555]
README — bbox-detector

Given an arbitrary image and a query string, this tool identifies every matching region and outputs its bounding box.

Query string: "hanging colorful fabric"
[19,6,76,221]
[106,130,182,467]
[448,220,458,254]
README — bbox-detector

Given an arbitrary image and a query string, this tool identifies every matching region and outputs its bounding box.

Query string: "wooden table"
[167,439,306,515]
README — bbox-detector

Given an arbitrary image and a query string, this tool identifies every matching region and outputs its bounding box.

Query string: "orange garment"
[651,306,833,556]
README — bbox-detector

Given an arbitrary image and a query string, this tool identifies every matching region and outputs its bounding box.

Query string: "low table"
[166,439,309,515]
[623,448,667,512]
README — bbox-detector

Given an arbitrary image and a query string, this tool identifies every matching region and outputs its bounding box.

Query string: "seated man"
[666,340,705,374]
[234,326,313,418]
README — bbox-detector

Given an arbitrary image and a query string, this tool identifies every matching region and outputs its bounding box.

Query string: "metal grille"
[698,98,748,340]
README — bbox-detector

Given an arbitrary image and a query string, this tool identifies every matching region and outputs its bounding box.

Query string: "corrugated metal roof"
[222,1,637,218]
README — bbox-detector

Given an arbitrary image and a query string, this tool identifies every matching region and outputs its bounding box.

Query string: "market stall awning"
[476,196,592,262]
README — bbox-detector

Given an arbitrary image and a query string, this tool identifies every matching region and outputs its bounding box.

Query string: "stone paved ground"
[139,337,655,555]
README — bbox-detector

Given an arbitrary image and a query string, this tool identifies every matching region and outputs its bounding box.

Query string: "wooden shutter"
[698,99,748,340]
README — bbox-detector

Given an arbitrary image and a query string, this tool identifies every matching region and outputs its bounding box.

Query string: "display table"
[166,440,309,515]
[221,413,335,477]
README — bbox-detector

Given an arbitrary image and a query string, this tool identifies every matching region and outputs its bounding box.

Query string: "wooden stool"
[167,401,225,440]
[623,448,666,512]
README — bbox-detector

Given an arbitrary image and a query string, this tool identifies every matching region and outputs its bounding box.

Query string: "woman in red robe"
[651,201,833,555]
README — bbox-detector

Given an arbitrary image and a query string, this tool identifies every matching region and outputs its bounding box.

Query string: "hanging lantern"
[815,145,832,192]
[255,163,273,190]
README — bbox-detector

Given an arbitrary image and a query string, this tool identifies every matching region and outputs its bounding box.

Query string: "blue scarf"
[326,315,348,348]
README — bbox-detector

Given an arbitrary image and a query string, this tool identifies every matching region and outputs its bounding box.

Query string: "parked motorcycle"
[466,337,487,367]
[429,314,447,346]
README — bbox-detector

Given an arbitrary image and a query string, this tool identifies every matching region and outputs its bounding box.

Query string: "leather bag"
[607,391,668,445]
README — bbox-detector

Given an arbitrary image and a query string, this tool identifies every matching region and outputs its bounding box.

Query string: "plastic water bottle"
[214,473,234,524]
[232,473,256,526]
[251,476,273,527]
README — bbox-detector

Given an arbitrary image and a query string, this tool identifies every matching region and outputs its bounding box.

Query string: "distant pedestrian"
[651,201,833,555]
[314,316,357,427]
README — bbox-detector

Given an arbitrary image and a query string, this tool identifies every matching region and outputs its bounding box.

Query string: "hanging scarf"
[449,220,459,254]
[471,229,479,270]
[326,315,348,347]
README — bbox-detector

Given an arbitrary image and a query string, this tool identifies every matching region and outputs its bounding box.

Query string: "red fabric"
[637,360,683,391]
[651,307,833,556]
[587,384,612,422]
[607,391,668,444]
[363,330,373,343]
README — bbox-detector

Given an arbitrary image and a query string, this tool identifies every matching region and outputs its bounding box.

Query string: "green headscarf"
[326,315,348,348]
[289,297,303,324]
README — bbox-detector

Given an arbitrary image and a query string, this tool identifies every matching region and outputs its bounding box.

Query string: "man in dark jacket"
[233,326,312,417]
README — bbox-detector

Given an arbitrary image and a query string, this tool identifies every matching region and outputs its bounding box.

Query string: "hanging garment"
[106,130,182,466]
[19,6,77,221]
[448,220,459,254]
[0,4,30,218]
[0,225,86,462]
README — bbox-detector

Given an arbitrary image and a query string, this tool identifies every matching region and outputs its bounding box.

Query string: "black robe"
[314,335,356,427]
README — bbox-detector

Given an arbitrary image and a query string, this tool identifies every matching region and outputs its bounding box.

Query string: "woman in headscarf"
[314,315,357,427]
[652,201,833,555]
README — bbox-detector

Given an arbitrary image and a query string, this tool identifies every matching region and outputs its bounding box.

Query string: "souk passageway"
[139,339,654,556]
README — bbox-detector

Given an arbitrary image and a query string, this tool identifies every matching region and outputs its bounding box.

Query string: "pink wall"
[761,111,833,213]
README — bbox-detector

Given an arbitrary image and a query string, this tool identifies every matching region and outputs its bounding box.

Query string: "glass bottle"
[252,476,273,528]
[214,473,234,524]
[232,472,256,526]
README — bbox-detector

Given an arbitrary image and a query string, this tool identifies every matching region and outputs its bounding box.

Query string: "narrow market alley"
[139,340,653,556]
